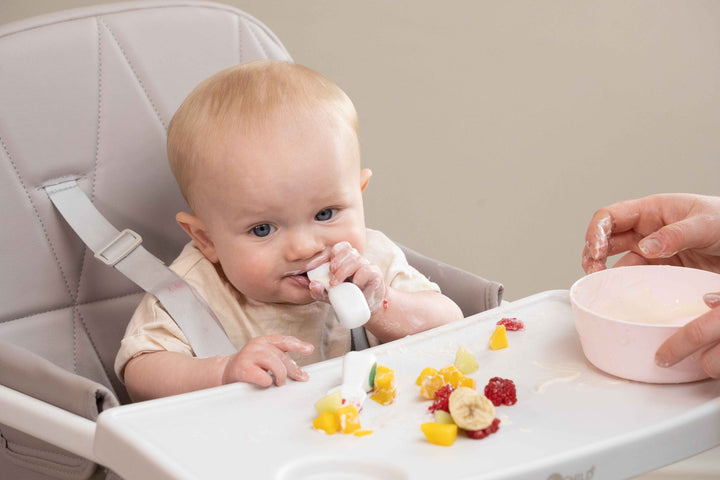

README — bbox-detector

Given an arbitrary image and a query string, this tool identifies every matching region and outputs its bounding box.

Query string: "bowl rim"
[570,265,720,329]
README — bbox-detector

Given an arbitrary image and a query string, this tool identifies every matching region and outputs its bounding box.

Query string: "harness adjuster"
[94,228,143,266]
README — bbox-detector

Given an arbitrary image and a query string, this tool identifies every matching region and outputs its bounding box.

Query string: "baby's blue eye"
[251,224,275,237]
[315,209,335,221]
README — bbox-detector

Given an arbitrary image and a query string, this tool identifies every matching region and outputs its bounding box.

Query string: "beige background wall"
[2,1,718,302]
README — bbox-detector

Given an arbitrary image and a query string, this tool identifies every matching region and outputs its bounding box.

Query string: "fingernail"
[639,237,663,256]
[655,353,671,368]
[704,293,720,308]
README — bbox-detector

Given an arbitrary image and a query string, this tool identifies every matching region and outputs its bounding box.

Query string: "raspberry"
[497,317,525,331]
[484,377,517,406]
[428,384,455,413]
[466,418,501,439]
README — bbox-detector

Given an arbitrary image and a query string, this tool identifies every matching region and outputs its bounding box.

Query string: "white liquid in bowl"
[599,287,710,325]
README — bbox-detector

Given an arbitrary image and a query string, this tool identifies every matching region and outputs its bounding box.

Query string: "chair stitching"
[98,17,167,131]
[0,290,144,325]
[246,22,271,59]
[0,136,75,306]
[68,17,105,374]
[75,305,116,387]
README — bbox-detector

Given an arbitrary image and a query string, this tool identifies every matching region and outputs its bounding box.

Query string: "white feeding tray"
[95,291,720,480]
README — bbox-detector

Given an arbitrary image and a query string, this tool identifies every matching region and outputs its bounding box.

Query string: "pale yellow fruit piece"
[314,390,342,415]
[454,346,479,374]
[448,386,495,430]
[434,410,455,424]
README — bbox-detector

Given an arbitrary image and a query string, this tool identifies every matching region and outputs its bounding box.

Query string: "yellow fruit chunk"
[437,365,476,390]
[353,430,374,437]
[370,365,396,405]
[489,324,508,350]
[416,367,438,385]
[336,405,362,434]
[454,346,479,374]
[313,411,339,434]
[419,372,446,400]
[314,390,342,415]
[457,375,476,389]
[439,365,464,386]
[421,422,458,446]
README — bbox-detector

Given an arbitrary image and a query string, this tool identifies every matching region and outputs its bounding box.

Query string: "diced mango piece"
[421,422,458,446]
[489,325,508,350]
[439,365,463,386]
[454,346,479,374]
[313,411,339,434]
[336,405,362,434]
[370,388,396,406]
[314,390,342,415]
[353,430,374,437]
[416,367,438,385]
[457,375,476,390]
[370,365,396,405]
[419,372,446,400]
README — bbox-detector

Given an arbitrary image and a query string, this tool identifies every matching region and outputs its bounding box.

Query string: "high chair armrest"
[0,383,98,462]
[398,243,504,317]
[0,341,119,466]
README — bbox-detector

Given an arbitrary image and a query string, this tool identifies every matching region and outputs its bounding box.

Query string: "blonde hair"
[167,60,359,209]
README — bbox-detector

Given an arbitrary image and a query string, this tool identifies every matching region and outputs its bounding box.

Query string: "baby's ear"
[176,212,218,263]
[360,168,372,192]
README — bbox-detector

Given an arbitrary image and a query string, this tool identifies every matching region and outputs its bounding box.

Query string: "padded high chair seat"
[0,2,502,479]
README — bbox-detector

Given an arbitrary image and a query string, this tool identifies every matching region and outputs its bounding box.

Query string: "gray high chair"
[0,2,502,479]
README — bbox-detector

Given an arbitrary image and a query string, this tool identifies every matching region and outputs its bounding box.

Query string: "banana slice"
[448,386,495,430]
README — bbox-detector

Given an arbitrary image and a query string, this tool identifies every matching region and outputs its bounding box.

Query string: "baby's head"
[167,61,372,305]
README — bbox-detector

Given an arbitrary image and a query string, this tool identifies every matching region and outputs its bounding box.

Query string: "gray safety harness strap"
[44,179,236,357]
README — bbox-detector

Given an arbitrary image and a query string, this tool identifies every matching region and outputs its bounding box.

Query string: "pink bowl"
[570,265,720,383]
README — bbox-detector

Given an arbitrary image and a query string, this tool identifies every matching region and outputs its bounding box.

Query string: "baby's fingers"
[330,242,366,285]
[262,335,314,355]
[352,263,386,312]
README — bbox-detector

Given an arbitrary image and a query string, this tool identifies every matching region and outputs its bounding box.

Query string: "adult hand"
[582,193,720,274]
[581,193,720,376]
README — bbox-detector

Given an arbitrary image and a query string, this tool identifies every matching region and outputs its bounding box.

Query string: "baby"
[114,61,463,401]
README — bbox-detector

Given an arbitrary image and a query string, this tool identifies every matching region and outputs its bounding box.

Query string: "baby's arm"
[123,335,313,402]
[314,242,463,343]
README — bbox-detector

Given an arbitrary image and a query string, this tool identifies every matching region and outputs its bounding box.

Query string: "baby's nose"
[285,229,325,261]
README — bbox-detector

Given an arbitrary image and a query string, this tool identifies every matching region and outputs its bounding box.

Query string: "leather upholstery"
[0,2,501,478]
[0,2,290,478]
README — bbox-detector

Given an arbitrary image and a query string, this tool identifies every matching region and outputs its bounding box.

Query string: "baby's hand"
[221,335,313,387]
[329,241,387,312]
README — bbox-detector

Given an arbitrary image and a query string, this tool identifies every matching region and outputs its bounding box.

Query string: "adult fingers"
[582,210,613,273]
[582,196,667,273]
[698,342,720,379]
[705,292,720,308]
[639,215,716,259]
[655,307,720,369]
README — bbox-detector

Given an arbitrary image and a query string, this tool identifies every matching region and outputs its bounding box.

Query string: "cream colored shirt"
[114,229,439,382]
